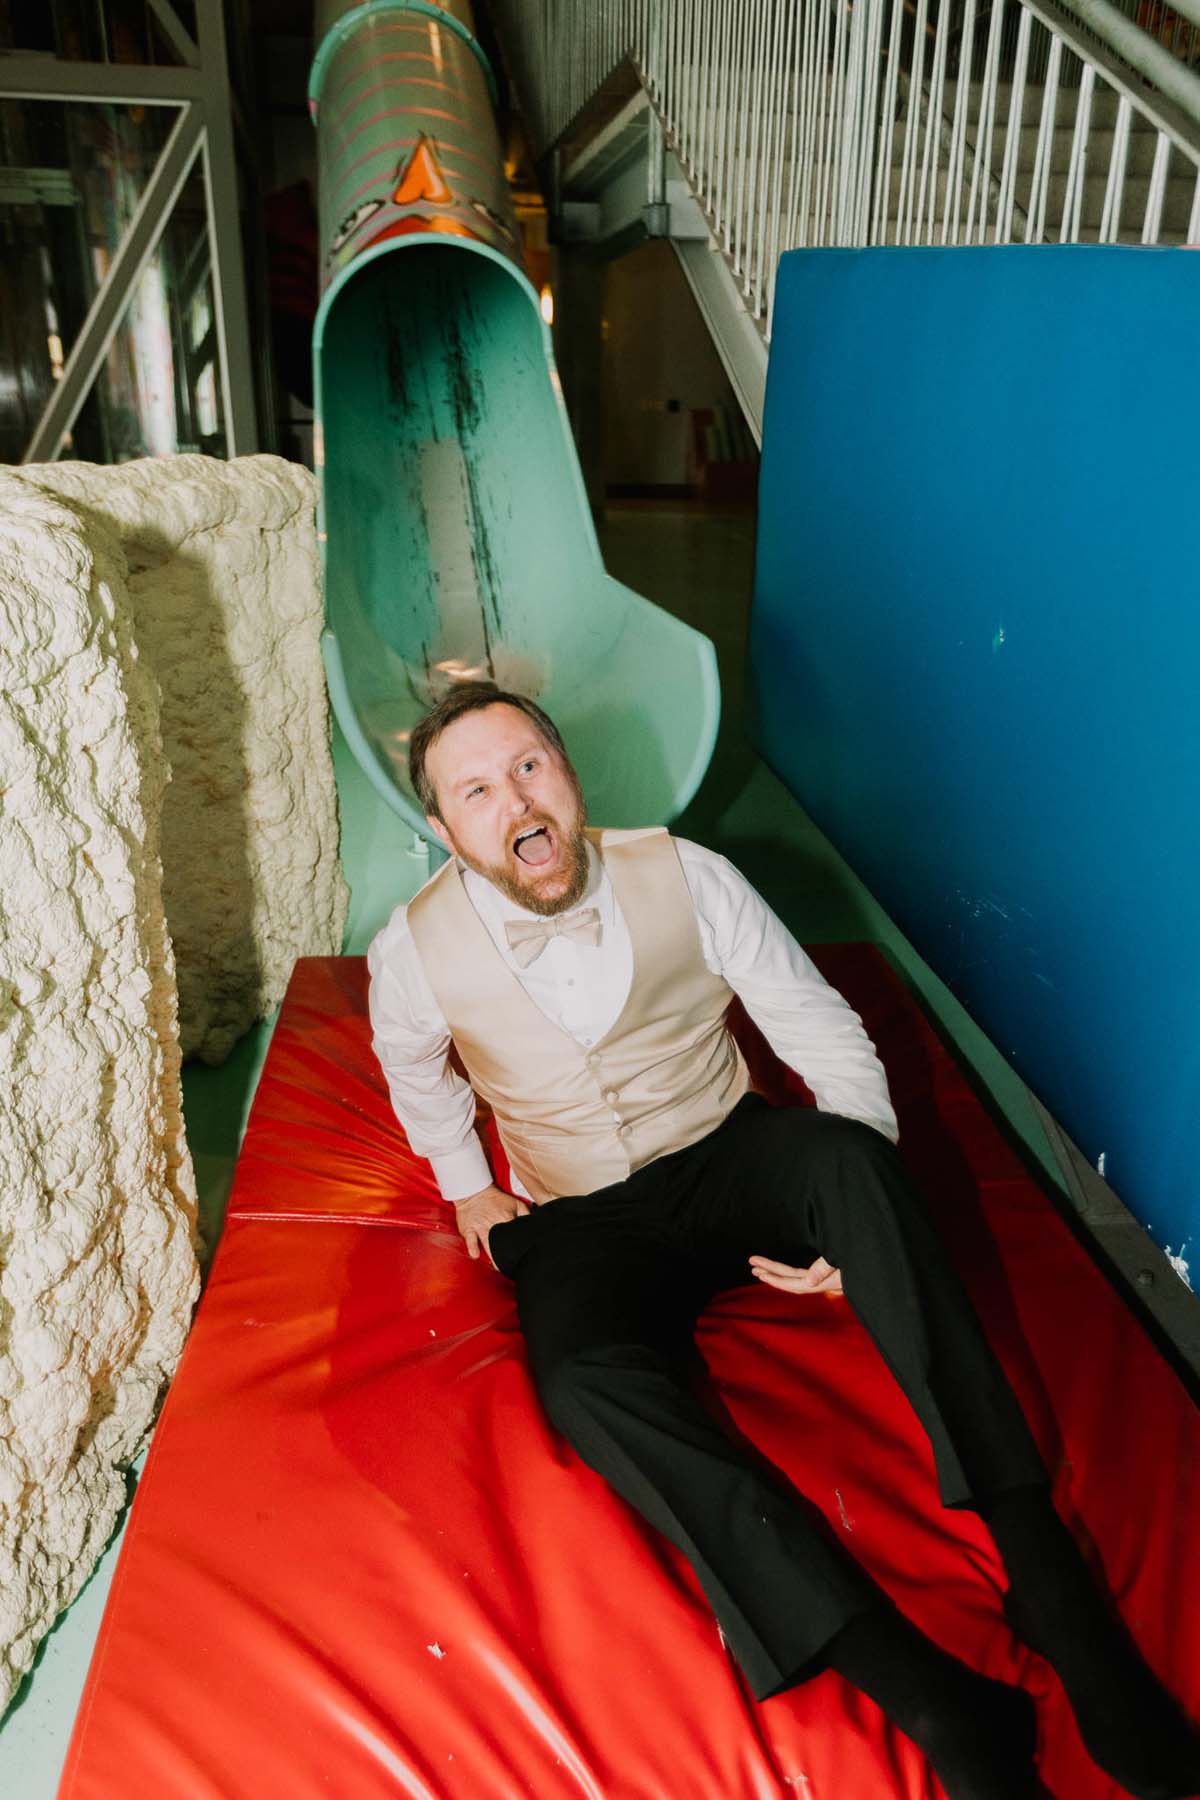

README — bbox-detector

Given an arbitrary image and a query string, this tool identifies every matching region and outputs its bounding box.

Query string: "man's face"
[425,703,589,916]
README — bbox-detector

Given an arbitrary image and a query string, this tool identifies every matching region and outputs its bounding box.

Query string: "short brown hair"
[409,681,569,820]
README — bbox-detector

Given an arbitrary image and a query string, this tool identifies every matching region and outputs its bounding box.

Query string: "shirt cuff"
[430,1137,495,1204]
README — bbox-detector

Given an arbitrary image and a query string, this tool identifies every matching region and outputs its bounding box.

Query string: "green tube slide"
[310,0,719,843]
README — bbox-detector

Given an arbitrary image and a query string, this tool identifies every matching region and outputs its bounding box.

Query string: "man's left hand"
[749,1254,843,1296]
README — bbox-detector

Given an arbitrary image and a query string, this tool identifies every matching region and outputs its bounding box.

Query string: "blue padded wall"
[753,245,1199,1262]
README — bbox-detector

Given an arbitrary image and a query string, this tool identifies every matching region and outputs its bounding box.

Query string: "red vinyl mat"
[57,949,1199,1800]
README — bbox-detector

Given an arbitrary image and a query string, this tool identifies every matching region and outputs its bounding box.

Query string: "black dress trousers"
[488,1094,1047,1700]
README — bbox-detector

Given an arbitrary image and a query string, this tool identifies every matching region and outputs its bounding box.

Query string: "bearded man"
[367,681,1200,1800]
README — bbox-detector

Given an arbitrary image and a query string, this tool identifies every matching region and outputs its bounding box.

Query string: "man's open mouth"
[512,824,556,868]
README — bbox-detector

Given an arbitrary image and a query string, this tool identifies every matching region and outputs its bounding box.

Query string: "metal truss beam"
[146,0,200,67]
[22,104,205,464]
[6,0,260,461]
[0,56,202,104]
[671,236,766,446]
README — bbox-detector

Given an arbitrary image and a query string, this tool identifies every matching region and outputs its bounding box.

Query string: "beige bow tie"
[504,907,602,968]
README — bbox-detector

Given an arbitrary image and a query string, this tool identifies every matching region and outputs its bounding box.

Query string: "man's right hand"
[454,1183,530,1265]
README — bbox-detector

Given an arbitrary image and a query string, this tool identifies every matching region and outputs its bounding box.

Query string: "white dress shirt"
[367,837,899,1202]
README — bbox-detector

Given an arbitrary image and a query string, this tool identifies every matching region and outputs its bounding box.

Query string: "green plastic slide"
[310,0,719,844]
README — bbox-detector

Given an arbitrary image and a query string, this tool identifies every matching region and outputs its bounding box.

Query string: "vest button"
[617,1123,631,1138]
[604,1089,618,1103]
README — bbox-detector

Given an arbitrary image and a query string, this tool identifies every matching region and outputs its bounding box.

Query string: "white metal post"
[965,0,1007,244]
[874,0,906,243]
[1060,62,1096,241]
[1188,162,1200,241]
[942,0,978,243]
[914,0,950,240]
[1142,128,1171,241]
[996,7,1034,240]
[1025,31,1063,240]
[1098,91,1132,240]
[896,0,929,244]
[764,0,799,332]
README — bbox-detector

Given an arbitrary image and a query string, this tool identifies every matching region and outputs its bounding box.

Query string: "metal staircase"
[491,0,1200,434]
[909,80,1198,242]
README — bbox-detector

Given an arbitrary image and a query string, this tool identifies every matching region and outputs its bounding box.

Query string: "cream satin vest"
[406,827,750,1202]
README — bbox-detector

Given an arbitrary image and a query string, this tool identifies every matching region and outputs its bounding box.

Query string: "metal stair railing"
[491,0,1200,340]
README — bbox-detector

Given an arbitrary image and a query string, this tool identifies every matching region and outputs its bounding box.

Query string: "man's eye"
[519,760,537,775]
[467,785,485,800]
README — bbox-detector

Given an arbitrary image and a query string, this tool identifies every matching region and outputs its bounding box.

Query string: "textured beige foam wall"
[1,455,349,1711]
[23,455,350,1063]
[0,474,200,1713]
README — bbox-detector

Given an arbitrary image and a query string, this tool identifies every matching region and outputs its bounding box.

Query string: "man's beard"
[448,784,590,917]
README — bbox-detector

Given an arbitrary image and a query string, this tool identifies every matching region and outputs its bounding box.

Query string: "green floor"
[0,500,1177,1795]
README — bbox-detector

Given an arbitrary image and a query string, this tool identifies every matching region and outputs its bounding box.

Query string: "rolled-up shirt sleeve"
[366,908,493,1202]
[676,840,900,1143]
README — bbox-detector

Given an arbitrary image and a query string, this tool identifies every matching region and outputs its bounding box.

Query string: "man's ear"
[427,815,453,852]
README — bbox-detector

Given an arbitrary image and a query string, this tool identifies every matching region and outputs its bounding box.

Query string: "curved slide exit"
[310,0,719,844]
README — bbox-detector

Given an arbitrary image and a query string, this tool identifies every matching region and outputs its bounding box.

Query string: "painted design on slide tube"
[327,135,516,275]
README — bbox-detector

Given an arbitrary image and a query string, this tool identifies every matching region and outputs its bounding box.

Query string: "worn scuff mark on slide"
[428,291,502,670]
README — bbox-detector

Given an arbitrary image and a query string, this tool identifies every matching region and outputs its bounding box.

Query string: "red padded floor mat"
[58,950,1200,1800]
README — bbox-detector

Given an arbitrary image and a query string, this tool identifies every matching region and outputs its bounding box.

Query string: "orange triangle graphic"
[393,135,453,206]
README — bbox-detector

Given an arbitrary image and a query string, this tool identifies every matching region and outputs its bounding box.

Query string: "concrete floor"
[1,500,1191,1797]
